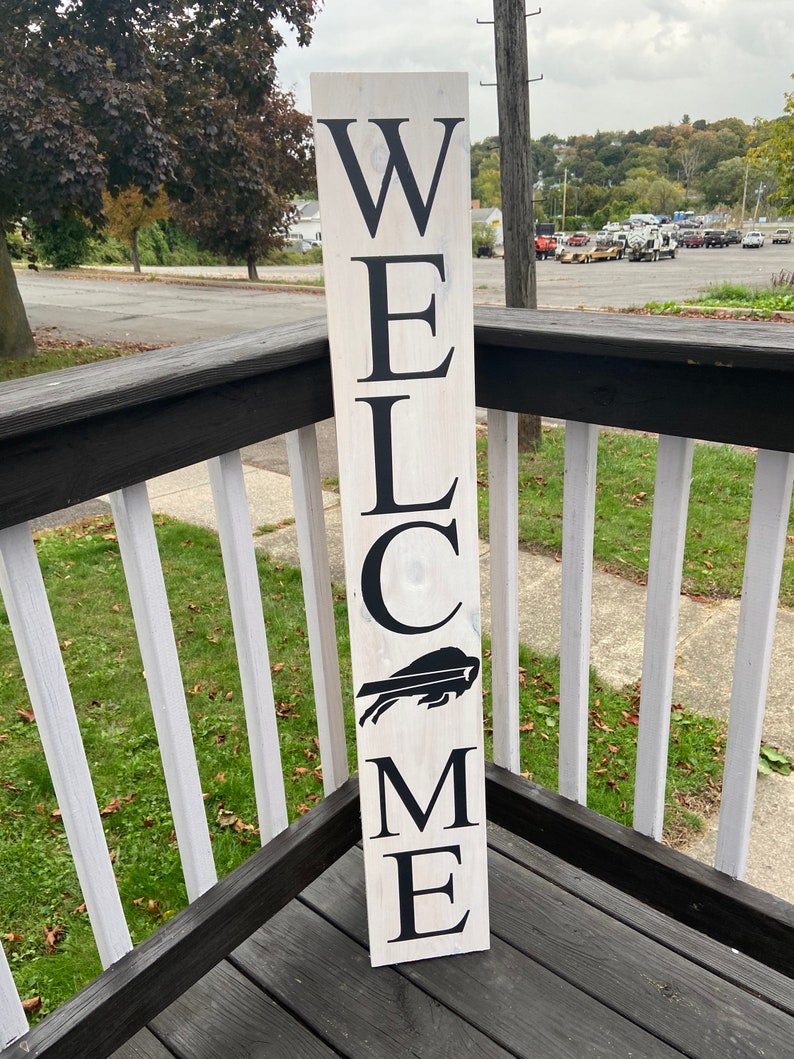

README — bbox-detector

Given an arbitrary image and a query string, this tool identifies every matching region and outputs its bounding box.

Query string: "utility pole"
[490,0,541,449]
[740,161,749,228]
[561,167,568,232]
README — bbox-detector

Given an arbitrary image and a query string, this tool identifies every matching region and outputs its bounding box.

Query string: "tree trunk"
[0,232,36,359]
[247,254,259,281]
[493,0,541,451]
[131,229,141,273]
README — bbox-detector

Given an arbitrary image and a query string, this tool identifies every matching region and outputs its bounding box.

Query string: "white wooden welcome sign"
[311,73,489,966]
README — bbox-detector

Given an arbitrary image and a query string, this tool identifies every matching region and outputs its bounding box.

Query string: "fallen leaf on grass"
[72,903,87,916]
[100,798,122,817]
[4,933,23,943]
[22,996,42,1016]
[132,898,161,915]
[43,925,64,953]
[16,708,35,724]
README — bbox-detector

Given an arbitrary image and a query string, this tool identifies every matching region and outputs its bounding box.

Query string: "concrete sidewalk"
[131,454,794,906]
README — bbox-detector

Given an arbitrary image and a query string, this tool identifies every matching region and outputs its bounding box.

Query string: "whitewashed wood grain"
[0,941,27,1048]
[715,449,794,879]
[633,435,694,840]
[558,421,599,804]
[488,408,520,773]
[109,484,217,900]
[0,523,132,970]
[286,427,349,793]
[313,72,489,966]
[207,451,288,842]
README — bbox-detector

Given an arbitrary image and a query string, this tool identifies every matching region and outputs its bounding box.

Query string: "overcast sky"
[276,0,793,141]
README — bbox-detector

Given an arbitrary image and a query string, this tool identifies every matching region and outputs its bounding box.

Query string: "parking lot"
[472,236,794,309]
[16,235,794,347]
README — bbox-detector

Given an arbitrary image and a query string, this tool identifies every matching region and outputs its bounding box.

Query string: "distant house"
[288,200,322,245]
[471,206,503,248]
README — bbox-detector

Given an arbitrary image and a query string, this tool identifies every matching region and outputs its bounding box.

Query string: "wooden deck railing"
[0,307,792,1046]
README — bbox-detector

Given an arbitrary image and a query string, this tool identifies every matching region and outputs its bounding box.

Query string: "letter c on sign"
[361,520,462,635]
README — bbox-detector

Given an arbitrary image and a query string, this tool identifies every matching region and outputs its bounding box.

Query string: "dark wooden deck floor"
[114,819,794,1059]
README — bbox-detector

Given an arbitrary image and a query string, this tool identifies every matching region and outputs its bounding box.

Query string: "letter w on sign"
[312,73,489,967]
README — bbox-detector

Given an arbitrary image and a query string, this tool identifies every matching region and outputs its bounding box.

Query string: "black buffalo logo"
[357,646,480,726]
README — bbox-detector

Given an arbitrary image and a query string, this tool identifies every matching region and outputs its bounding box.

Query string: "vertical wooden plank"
[109,484,217,901]
[715,449,794,879]
[207,452,288,842]
[286,427,349,793]
[1,937,32,1049]
[633,435,694,840]
[0,524,132,970]
[558,420,599,804]
[312,72,489,967]
[488,408,520,773]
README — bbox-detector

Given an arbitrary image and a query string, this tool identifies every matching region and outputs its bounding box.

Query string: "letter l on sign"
[311,73,489,967]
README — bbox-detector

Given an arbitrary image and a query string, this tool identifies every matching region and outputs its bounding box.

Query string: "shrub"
[31,216,93,269]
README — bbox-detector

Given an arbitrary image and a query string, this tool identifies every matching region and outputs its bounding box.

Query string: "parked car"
[742,230,765,249]
[772,228,792,244]
[289,239,315,254]
[681,230,704,248]
[567,231,590,246]
[723,228,741,245]
[703,230,726,248]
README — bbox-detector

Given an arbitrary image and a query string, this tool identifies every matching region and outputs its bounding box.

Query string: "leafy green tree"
[155,1,316,279]
[472,161,503,207]
[697,157,747,210]
[752,77,794,210]
[0,0,317,355]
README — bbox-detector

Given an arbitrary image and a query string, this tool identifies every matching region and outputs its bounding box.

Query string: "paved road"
[16,239,794,346]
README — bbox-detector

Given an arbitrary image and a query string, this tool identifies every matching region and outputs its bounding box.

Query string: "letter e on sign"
[312,73,489,967]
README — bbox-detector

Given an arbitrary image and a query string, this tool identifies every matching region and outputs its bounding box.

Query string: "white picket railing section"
[0,389,792,1046]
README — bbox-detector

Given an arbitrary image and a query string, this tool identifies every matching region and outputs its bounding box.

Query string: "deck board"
[232,900,512,1057]
[488,823,794,1016]
[148,961,338,1059]
[16,787,794,1059]
[299,845,683,1059]
[143,822,794,1059]
[111,1029,176,1058]
[485,831,794,1058]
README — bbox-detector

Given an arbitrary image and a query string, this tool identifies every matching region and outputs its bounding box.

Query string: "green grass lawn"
[477,426,794,607]
[0,514,725,1018]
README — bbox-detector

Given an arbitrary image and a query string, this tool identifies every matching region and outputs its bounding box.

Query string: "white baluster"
[0,940,27,1049]
[0,524,131,969]
[287,426,349,792]
[488,408,520,773]
[716,449,794,878]
[559,421,599,804]
[634,435,694,839]
[109,484,217,900]
[208,452,288,842]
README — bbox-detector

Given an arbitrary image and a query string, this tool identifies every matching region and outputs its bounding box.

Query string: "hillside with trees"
[472,111,791,229]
